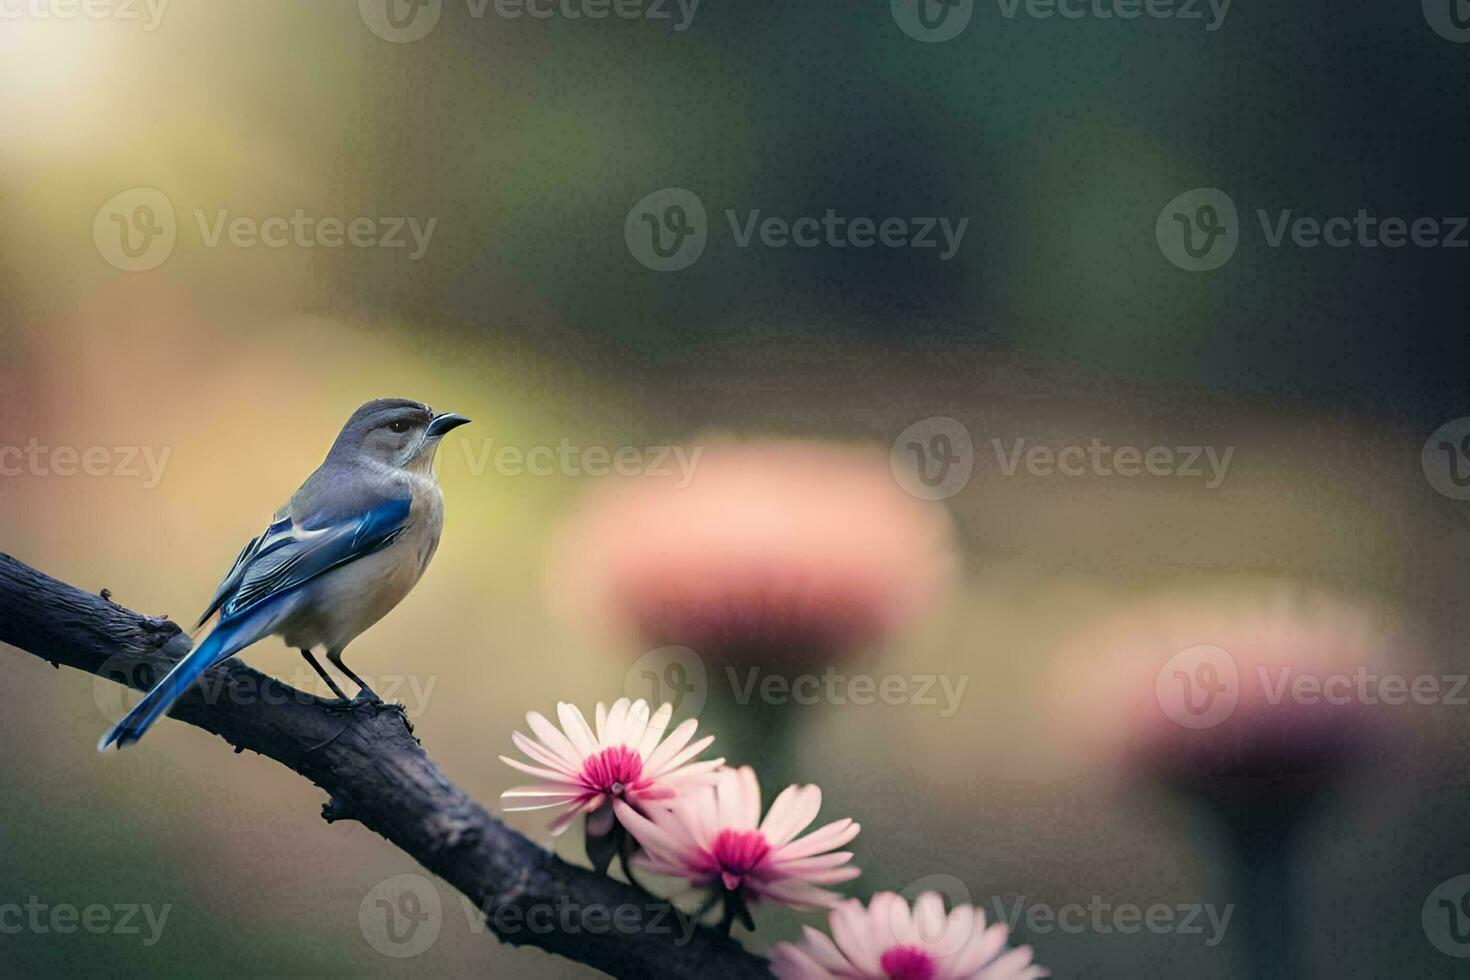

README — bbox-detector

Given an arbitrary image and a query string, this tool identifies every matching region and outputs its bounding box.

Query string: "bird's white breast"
[279,475,445,653]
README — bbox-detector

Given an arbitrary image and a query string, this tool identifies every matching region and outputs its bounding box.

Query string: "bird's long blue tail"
[97,600,291,751]
[97,631,229,751]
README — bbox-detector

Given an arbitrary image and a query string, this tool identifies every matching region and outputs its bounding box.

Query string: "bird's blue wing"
[194,513,293,628]
[217,495,412,623]
[100,491,412,751]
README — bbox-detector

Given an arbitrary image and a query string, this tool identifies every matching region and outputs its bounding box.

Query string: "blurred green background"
[2,1,1469,976]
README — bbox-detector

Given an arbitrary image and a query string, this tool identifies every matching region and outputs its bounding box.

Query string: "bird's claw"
[324,690,379,713]
[323,690,408,720]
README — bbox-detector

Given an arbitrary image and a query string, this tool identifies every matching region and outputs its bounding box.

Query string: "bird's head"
[333,398,471,472]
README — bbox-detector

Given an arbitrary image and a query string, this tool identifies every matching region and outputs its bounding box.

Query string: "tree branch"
[0,553,768,979]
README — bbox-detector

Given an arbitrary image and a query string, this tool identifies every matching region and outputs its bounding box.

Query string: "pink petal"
[498,755,578,784]
[645,734,717,779]
[759,784,822,846]
[641,718,698,774]
[557,702,599,757]
[773,819,861,861]
[525,712,584,768]
[635,702,674,758]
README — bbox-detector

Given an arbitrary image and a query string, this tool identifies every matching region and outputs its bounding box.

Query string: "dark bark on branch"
[0,553,768,979]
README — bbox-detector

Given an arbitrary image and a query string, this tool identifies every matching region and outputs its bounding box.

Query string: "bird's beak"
[426,412,471,438]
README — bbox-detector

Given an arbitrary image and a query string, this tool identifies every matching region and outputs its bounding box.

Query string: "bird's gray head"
[329,398,471,471]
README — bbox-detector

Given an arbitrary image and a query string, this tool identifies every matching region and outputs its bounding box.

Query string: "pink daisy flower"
[771,892,1048,980]
[613,766,861,924]
[499,698,723,837]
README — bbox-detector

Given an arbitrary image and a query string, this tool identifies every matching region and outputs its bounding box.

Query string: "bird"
[98,398,470,750]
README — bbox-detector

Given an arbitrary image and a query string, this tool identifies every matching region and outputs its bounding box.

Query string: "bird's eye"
[389,419,412,434]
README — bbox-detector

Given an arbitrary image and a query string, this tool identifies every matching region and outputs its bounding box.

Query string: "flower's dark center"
[880,945,937,980]
[580,746,643,796]
[710,828,770,891]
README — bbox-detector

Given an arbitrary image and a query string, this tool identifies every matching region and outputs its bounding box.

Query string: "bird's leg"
[326,648,381,705]
[300,649,350,703]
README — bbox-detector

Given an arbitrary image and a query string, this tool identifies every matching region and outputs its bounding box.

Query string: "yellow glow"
[0,18,114,151]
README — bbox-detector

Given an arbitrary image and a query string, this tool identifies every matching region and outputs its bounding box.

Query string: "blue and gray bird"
[99,398,470,750]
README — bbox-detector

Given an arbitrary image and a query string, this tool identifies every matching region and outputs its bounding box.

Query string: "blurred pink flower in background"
[613,765,860,918]
[1054,586,1408,804]
[1051,585,1416,978]
[771,891,1048,980]
[547,440,957,667]
[499,698,723,836]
